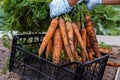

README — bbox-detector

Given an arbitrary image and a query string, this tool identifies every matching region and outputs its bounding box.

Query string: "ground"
[0,39,120,80]
[103,47,120,80]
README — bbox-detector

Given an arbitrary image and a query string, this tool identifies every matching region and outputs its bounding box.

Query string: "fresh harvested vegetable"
[72,22,86,63]
[66,21,74,54]
[46,39,53,59]
[59,18,74,62]
[76,22,81,31]
[85,15,100,58]
[52,29,63,64]
[73,38,79,61]
[86,37,93,60]
[81,28,87,48]
[39,18,58,56]
[63,47,69,63]
[99,47,113,55]
[38,3,111,65]
[107,61,120,67]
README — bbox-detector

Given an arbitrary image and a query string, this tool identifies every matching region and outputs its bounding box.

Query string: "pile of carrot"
[38,3,118,66]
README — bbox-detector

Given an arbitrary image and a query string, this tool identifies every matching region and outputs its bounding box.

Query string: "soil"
[103,46,120,80]
[0,39,120,80]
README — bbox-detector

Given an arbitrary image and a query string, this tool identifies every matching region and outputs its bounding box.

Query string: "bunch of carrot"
[39,3,120,67]
[38,3,103,64]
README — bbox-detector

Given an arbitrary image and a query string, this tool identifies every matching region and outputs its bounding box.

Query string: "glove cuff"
[98,0,102,5]
[64,0,73,10]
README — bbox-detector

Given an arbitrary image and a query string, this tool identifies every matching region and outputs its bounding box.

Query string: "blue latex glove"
[49,0,83,18]
[85,0,102,10]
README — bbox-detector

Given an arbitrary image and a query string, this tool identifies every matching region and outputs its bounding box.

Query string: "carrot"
[107,61,120,67]
[59,18,74,62]
[46,39,53,59]
[81,28,87,48]
[74,48,82,63]
[73,39,79,60]
[99,47,113,55]
[63,47,69,63]
[86,37,93,60]
[76,22,81,31]
[73,22,81,61]
[52,29,63,64]
[39,18,58,56]
[85,15,100,58]
[66,21,74,54]
[73,32,80,62]
[72,22,86,63]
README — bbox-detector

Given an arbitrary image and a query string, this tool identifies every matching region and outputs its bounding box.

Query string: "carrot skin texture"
[73,29,79,61]
[46,39,53,59]
[66,21,74,55]
[81,28,87,48]
[86,37,93,60]
[63,47,69,63]
[99,47,113,55]
[85,16,100,58]
[76,22,81,31]
[74,22,82,62]
[39,18,58,56]
[107,61,120,67]
[73,38,79,61]
[59,18,74,62]
[52,29,63,64]
[72,22,86,63]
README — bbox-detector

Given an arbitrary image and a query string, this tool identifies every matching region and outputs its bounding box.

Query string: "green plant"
[0,1,6,30]
[2,34,12,49]
[1,55,10,74]
[99,42,111,49]
[91,5,120,35]
[2,0,51,34]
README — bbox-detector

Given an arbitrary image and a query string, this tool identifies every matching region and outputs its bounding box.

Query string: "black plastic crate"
[9,34,109,80]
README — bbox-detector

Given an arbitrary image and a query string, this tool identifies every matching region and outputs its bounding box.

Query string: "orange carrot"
[81,28,87,48]
[73,22,81,61]
[107,61,120,67]
[66,21,74,54]
[39,18,58,56]
[99,47,113,55]
[85,15,100,58]
[72,22,86,63]
[52,29,63,64]
[76,22,81,31]
[73,39,79,61]
[59,18,74,62]
[86,37,93,60]
[63,47,69,63]
[46,39,53,59]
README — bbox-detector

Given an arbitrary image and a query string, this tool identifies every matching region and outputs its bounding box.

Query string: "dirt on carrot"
[72,22,86,63]
[85,15,100,58]
[52,29,63,64]
[59,18,74,62]
[66,21,74,55]
[86,36,93,60]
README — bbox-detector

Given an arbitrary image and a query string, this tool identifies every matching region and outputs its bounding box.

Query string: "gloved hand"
[49,0,83,18]
[85,0,102,10]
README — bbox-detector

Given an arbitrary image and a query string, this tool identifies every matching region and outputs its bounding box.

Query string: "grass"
[0,55,10,75]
